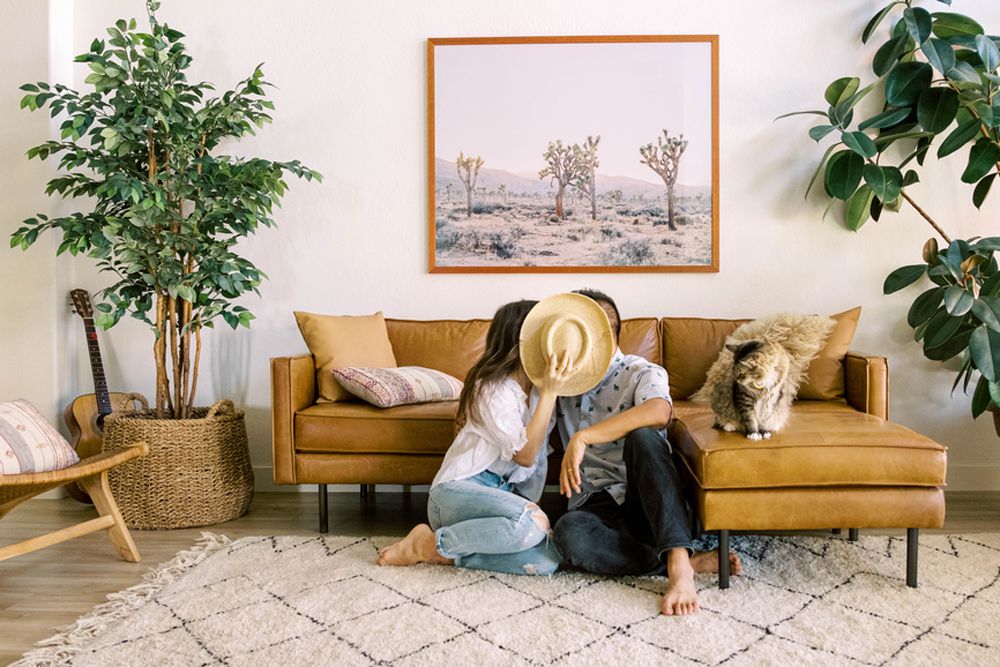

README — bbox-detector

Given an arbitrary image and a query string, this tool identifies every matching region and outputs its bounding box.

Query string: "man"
[553,289,740,616]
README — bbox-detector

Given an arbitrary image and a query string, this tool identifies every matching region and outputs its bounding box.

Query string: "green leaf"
[904,7,933,44]
[937,118,982,158]
[842,131,877,158]
[863,164,903,204]
[886,62,933,106]
[774,110,831,121]
[809,124,837,141]
[858,107,912,131]
[916,87,959,133]
[903,169,920,186]
[947,61,981,84]
[924,308,965,348]
[944,285,975,316]
[845,184,875,231]
[932,12,984,40]
[970,325,1000,381]
[921,37,957,73]
[976,34,1000,72]
[805,143,837,199]
[926,325,972,360]
[824,151,866,200]
[974,174,996,209]
[863,2,900,44]
[874,34,908,77]
[824,77,860,106]
[990,380,1000,409]
[973,296,1000,331]
[909,287,945,327]
[961,138,1000,184]
[884,264,927,294]
[972,375,992,417]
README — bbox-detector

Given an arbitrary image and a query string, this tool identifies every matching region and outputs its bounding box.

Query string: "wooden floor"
[2,490,999,664]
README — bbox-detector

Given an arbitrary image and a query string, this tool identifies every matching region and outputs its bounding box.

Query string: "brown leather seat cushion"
[671,401,947,489]
[296,401,457,455]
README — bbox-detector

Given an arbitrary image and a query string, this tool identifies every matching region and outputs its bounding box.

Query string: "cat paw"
[746,432,763,441]
[762,431,772,439]
[721,424,737,432]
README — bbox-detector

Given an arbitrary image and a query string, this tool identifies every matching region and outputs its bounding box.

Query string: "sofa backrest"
[619,318,660,364]
[386,319,491,381]
[661,317,749,400]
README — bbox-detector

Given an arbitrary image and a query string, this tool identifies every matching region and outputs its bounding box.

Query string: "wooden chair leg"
[78,470,141,563]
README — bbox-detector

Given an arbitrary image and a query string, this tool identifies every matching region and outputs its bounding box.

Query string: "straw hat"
[519,293,616,396]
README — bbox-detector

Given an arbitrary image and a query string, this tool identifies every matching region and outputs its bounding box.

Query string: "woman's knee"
[515,503,550,550]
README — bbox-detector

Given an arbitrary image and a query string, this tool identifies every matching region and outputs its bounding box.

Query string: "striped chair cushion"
[0,400,79,475]
[332,367,464,408]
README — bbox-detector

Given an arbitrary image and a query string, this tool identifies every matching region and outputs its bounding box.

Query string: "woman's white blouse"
[431,376,553,501]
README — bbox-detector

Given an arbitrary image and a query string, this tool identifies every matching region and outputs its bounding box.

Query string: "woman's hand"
[560,431,589,497]
[537,350,575,397]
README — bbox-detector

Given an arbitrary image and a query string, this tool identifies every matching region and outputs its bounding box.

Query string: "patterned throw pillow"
[332,367,464,408]
[0,400,79,475]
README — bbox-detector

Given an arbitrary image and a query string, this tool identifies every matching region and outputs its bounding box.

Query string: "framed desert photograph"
[428,35,719,273]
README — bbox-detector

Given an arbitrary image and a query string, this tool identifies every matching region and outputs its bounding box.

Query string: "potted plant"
[10,1,320,528]
[782,0,1000,424]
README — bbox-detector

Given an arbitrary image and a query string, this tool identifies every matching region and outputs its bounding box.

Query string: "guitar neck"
[83,317,112,416]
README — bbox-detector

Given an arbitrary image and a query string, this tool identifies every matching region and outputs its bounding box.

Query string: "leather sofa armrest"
[271,354,317,484]
[844,350,888,420]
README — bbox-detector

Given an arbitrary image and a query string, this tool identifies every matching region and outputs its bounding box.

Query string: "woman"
[377,299,573,575]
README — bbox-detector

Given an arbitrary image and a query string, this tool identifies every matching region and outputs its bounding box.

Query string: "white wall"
[6,0,1000,490]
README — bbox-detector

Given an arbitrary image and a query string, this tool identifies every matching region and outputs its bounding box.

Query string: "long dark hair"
[456,299,537,429]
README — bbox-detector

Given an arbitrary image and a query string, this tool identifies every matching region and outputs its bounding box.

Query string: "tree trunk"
[589,171,597,221]
[466,188,473,217]
[556,184,565,220]
[666,184,677,231]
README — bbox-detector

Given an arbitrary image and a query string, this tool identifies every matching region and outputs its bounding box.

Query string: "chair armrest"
[844,351,889,420]
[271,354,317,484]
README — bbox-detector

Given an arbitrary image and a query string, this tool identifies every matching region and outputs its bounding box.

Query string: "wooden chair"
[0,443,148,562]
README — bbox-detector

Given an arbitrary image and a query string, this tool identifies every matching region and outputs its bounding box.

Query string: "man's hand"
[560,432,589,498]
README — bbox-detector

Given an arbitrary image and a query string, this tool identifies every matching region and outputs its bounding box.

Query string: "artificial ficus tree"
[456,152,484,217]
[10,1,320,419]
[572,135,601,221]
[639,130,688,230]
[539,140,582,220]
[782,0,1000,418]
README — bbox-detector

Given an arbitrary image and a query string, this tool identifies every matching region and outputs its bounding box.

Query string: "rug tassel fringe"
[11,531,233,667]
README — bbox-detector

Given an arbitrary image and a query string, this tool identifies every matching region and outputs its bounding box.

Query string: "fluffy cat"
[708,340,793,440]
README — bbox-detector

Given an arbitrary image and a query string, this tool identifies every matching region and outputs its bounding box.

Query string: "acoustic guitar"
[65,289,133,504]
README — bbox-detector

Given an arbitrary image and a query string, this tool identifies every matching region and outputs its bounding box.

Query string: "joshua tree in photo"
[456,152,484,217]
[572,135,601,221]
[605,189,624,205]
[539,140,582,221]
[444,181,454,203]
[639,130,688,230]
[497,183,508,204]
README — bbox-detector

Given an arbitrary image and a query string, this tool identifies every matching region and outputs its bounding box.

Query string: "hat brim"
[519,293,615,397]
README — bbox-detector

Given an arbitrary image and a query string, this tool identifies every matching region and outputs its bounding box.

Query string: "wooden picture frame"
[428,35,719,274]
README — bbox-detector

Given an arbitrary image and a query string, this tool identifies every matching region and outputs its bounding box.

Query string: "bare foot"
[376,524,453,567]
[661,548,699,616]
[690,549,742,576]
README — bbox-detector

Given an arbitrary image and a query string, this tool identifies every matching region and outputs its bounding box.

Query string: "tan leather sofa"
[272,316,946,588]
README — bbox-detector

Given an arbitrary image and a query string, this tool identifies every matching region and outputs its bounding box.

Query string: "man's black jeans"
[553,427,694,576]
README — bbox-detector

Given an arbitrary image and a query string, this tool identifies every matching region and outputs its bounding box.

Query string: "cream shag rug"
[14,533,1000,666]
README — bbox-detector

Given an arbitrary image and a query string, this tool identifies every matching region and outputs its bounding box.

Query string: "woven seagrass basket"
[102,395,254,530]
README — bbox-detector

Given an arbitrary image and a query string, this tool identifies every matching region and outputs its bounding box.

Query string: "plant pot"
[102,395,254,530]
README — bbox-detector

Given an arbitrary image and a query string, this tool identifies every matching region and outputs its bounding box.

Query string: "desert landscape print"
[429,37,718,272]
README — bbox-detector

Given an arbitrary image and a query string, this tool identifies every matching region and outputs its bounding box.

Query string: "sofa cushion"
[332,366,463,408]
[798,306,862,400]
[662,317,748,400]
[619,318,660,364]
[671,401,947,490]
[386,319,490,382]
[296,401,457,455]
[294,311,397,402]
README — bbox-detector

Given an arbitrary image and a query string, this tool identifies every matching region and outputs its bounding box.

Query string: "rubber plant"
[782,0,1000,418]
[10,1,320,419]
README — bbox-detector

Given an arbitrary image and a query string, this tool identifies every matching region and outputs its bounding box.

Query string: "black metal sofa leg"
[319,484,329,533]
[718,530,730,589]
[848,528,859,541]
[907,528,919,587]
